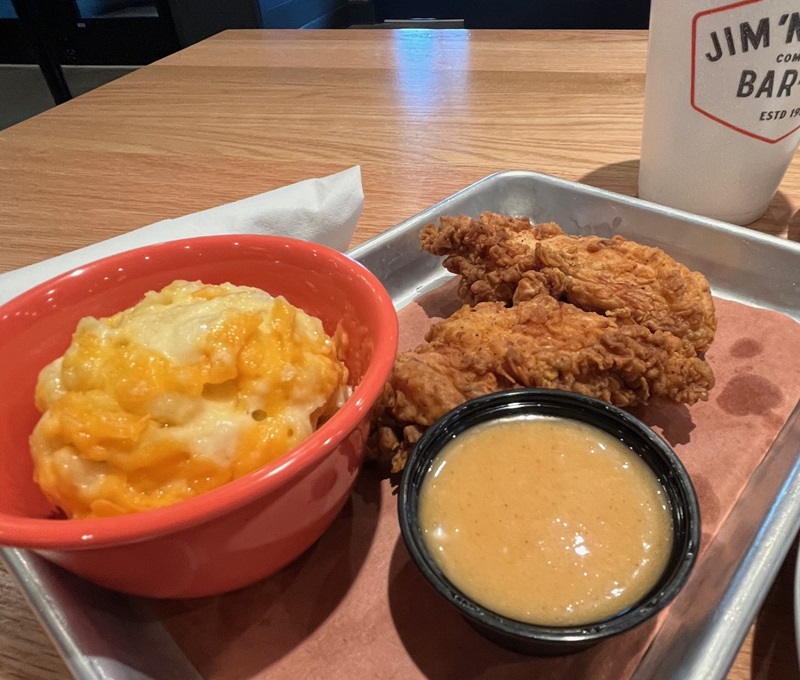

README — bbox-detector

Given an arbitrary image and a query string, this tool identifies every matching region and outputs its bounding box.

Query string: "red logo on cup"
[691,0,800,143]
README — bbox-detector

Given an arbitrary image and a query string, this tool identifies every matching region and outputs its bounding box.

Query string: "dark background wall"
[463,0,650,29]
[0,0,650,65]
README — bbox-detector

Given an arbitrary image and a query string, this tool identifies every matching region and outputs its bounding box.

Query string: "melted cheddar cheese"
[30,280,349,518]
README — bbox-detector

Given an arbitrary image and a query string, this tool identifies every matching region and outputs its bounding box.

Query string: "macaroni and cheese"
[30,280,349,518]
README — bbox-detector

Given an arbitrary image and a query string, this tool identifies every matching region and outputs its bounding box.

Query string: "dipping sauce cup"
[398,388,701,655]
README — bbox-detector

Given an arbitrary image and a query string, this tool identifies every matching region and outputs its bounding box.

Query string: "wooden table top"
[1,28,798,680]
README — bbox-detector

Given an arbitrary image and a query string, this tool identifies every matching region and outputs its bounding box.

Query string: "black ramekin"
[397,388,701,656]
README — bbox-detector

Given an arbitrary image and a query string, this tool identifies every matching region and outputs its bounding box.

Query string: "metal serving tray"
[4,170,800,680]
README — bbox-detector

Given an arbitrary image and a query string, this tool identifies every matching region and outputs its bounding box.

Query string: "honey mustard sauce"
[418,415,674,627]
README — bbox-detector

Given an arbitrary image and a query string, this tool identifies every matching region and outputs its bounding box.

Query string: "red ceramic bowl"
[0,235,397,598]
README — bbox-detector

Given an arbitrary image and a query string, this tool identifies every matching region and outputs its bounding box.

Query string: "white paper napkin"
[0,166,364,306]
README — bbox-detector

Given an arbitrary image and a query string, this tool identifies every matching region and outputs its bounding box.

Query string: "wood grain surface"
[1,28,799,680]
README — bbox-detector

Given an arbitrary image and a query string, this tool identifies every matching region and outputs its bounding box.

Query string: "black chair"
[3,0,179,105]
[11,0,72,103]
[373,0,464,22]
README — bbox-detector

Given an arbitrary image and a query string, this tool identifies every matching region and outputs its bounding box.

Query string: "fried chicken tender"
[420,212,716,353]
[374,212,719,472]
[419,212,564,305]
[374,294,715,472]
[534,234,716,353]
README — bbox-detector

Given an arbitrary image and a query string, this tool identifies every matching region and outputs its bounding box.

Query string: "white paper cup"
[639,0,800,225]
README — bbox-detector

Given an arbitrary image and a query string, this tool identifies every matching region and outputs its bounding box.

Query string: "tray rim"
[4,168,800,680]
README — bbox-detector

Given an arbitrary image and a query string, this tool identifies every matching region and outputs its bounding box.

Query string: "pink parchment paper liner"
[154,290,800,680]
